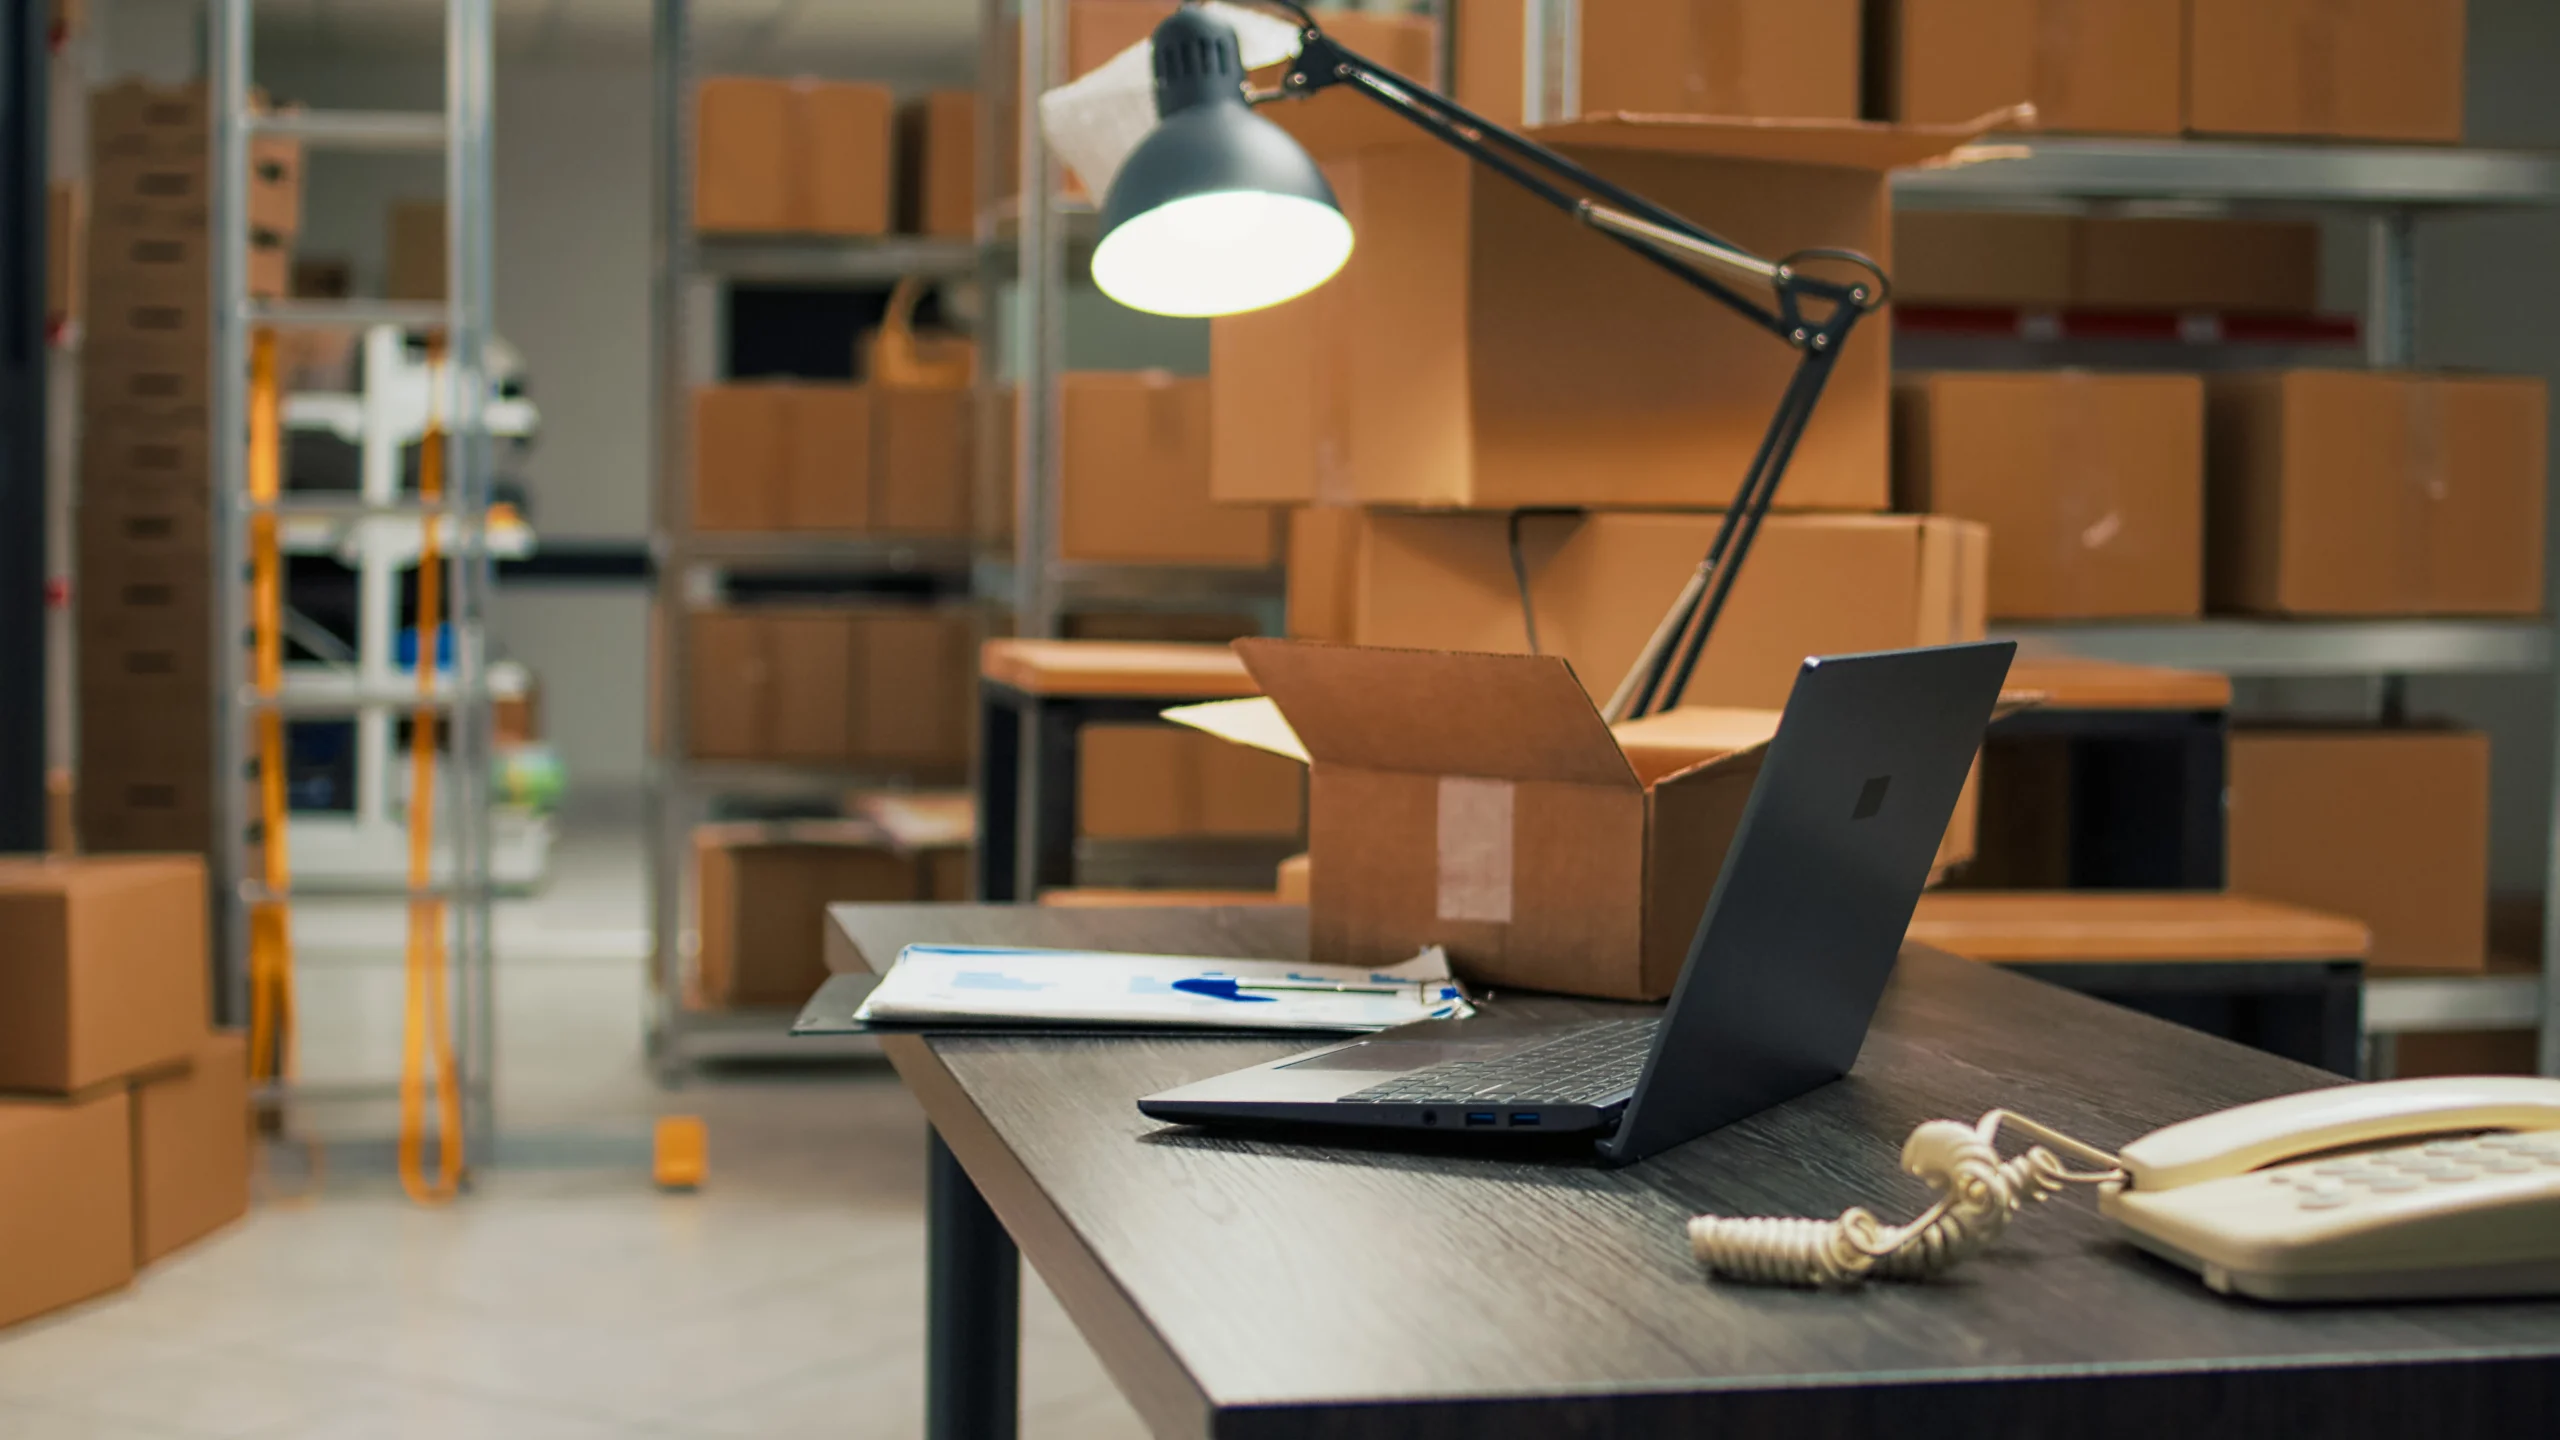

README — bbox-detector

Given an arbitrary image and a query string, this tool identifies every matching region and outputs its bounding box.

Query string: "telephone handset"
[1688,1076,2560,1302]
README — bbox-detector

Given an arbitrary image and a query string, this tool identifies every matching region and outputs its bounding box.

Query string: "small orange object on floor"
[653,1116,707,1191]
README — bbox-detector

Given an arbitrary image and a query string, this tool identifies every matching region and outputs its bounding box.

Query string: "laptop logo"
[1852,775,1891,820]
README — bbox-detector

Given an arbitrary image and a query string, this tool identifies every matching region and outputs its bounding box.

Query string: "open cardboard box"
[1174,639,2019,1001]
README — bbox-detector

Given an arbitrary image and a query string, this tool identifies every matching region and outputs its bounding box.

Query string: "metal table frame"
[975,678,1254,902]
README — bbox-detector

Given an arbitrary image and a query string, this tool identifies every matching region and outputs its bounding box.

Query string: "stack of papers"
[856,945,1472,1033]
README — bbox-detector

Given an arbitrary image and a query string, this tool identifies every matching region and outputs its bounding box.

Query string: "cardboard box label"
[1436,776,1514,924]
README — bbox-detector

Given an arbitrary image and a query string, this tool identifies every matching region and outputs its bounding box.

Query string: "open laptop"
[1138,639,2016,1165]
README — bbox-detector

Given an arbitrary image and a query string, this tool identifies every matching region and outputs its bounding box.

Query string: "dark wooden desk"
[826,904,2560,1440]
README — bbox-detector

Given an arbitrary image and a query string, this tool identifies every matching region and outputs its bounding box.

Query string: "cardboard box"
[92,135,301,239]
[1288,508,1987,711]
[79,406,208,513]
[386,200,444,301]
[1226,641,1799,999]
[873,385,975,536]
[47,182,81,326]
[1202,640,2002,997]
[0,858,208,1092]
[1889,211,2076,309]
[0,1091,134,1331]
[1062,373,1272,565]
[86,224,289,306]
[898,90,977,238]
[686,607,976,771]
[1276,851,1310,903]
[1890,213,2321,313]
[690,384,866,532]
[2229,729,2489,973]
[2205,372,2546,616]
[695,78,894,235]
[2187,0,2464,143]
[1080,725,1305,838]
[2073,217,2321,314]
[1211,115,1985,511]
[693,821,968,1008]
[131,1031,250,1265]
[2393,1028,2540,1077]
[1458,0,1860,124]
[1894,371,2203,619]
[1867,0,2181,135]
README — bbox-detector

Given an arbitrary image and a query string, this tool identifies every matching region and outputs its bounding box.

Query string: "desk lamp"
[1090,2,1890,720]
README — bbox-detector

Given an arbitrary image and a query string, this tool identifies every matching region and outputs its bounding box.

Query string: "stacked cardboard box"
[1891,213,2322,314]
[2205,371,2545,616]
[686,606,977,773]
[0,857,249,1332]
[1894,371,2204,620]
[692,820,970,1008]
[983,373,1278,566]
[1458,0,1861,126]
[79,83,301,857]
[897,91,976,239]
[690,383,971,537]
[695,79,894,235]
[2186,0,2465,143]
[1867,0,2183,135]
[1869,0,2465,142]
[2228,729,2491,973]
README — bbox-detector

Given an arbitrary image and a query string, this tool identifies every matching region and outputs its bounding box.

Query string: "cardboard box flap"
[1163,696,1310,763]
[1608,707,1781,788]
[1525,106,2024,171]
[1291,97,2022,170]
[1232,638,1636,787]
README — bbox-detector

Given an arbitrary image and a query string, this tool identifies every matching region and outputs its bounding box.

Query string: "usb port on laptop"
[1509,1112,1541,1126]
[1465,1112,1497,1127]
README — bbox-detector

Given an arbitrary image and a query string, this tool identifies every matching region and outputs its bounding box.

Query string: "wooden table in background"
[974,640,1261,903]
[1991,653,2235,889]
[826,903,2560,1440]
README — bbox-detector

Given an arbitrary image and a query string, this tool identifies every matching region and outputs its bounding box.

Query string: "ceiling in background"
[253,0,983,75]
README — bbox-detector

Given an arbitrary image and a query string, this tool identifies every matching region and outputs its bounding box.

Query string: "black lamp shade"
[1090,7,1354,317]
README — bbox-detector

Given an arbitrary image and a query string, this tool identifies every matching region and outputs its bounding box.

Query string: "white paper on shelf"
[856,944,1471,1033]
[1037,0,1304,199]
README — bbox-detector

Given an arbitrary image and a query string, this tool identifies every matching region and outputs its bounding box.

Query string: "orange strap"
[399,335,466,1205]
[246,328,294,1087]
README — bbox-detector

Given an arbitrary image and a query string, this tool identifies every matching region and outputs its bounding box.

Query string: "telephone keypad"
[2276,1133,2560,1208]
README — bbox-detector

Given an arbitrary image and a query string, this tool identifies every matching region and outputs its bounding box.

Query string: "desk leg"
[979,690,1022,902]
[1013,698,1081,900]
[927,1126,1018,1440]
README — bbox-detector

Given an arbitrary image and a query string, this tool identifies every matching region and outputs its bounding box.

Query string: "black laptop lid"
[1599,640,2015,1164]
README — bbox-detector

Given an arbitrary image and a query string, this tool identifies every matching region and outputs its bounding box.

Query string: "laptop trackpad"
[1279,1039,1512,1073]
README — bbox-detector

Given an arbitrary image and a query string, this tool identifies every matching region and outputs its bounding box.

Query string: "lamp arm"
[1267,25,1885,347]
[1248,9,1884,720]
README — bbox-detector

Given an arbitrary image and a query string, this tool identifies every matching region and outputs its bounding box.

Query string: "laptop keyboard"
[1340,1019,1659,1106]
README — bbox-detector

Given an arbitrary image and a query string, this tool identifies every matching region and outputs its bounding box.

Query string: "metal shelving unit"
[647,0,1305,1075]
[1940,135,2560,1074]
[210,0,502,1153]
[647,0,993,1077]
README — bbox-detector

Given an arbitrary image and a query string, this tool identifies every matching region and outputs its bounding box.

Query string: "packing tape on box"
[2052,371,2121,617]
[1694,0,1746,114]
[2300,0,2347,136]
[1436,775,1515,925]
[2030,0,2083,123]
[2403,378,2450,610]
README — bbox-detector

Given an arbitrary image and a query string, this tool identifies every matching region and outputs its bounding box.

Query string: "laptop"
[1138,639,2016,1165]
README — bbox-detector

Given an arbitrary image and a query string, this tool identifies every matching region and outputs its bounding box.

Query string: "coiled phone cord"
[1690,1111,2124,1287]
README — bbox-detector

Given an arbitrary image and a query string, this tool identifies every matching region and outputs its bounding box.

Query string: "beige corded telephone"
[1691,1076,2560,1302]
